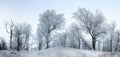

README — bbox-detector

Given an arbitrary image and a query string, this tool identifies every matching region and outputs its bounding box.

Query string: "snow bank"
[0,47,120,57]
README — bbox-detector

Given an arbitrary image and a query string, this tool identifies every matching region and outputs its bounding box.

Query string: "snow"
[0,47,120,57]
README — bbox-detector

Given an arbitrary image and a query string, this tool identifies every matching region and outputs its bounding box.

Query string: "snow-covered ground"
[0,47,120,57]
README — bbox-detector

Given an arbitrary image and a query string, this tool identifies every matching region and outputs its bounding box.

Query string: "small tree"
[0,37,7,50]
[13,23,31,51]
[69,23,81,49]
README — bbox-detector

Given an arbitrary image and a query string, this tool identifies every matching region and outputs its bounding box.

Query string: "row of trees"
[37,8,120,52]
[0,7,120,52]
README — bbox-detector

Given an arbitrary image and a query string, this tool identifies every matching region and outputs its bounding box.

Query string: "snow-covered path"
[0,47,120,57]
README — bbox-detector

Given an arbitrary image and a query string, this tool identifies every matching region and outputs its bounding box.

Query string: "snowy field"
[0,48,120,57]
[0,47,120,57]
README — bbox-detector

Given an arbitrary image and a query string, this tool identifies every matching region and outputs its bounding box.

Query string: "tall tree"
[37,10,65,49]
[73,8,106,50]
[5,20,14,50]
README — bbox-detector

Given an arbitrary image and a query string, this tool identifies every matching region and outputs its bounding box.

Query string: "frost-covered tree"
[5,20,14,49]
[107,21,120,52]
[37,28,43,50]
[51,32,66,47]
[114,31,120,51]
[22,24,31,50]
[37,10,65,49]
[73,8,106,50]
[51,23,92,49]
[61,31,67,47]
[109,21,116,52]
[70,23,92,49]
[69,23,81,49]
[0,37,7,50]
[52,23,91,49]
[50,31,68,48]
[13,23,31,51]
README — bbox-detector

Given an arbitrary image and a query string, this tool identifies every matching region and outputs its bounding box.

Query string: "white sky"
[0,0,120,42]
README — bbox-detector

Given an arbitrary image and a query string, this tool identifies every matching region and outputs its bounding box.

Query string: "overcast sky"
[0,0,120,41]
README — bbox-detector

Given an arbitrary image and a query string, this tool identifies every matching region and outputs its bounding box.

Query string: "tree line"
[0,7,120,52]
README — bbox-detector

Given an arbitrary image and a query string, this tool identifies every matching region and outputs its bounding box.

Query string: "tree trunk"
[78,38,81,49]
[46,33,50,49]
[92,37,96,50]
[63,35,66,47]
[110,36,113,52]
[17,34,21,51]
[10,30,12,50]
[38,41,42,50]
[38,36,42,50]
[25,36,29,50]
[115,33,120,51]
[46,37,49,49]
[110,39,112,52]
[98,41,101,51]
[17,37,20,51]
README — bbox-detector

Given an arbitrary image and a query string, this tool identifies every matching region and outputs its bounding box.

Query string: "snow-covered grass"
[0,47,120,57]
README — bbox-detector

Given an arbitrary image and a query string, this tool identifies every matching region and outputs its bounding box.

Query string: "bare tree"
[73,8,106,50]
[37,10,65,49]
[5,20,14,50]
